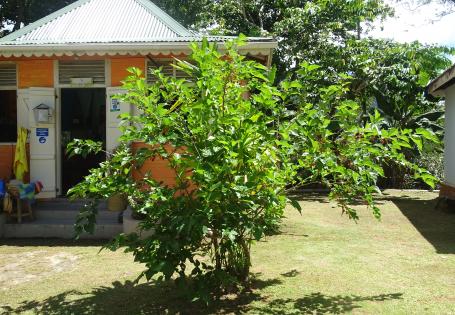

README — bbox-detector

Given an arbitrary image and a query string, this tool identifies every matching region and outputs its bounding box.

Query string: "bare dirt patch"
[0,251,78,289]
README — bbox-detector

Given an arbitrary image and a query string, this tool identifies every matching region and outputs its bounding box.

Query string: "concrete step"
[4,218,122,239]
[33,199,122,221]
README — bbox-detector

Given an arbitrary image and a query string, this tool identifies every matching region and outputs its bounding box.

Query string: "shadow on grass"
[0,274,403,315]
[248,292,403,315]
[390,196,455,254]
[0,278,272,315]
[288,192,331,204]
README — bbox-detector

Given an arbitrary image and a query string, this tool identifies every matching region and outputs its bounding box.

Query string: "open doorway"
[61,88,106,195]
[0,90,17,143]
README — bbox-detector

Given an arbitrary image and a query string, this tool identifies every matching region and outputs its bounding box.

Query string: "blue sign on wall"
[36,128,49,137]
[39,137,47,144]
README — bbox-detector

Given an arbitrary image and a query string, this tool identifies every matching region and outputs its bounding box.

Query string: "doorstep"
[2,198,123,239]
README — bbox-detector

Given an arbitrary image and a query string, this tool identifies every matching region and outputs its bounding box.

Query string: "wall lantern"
[33,103,53,123]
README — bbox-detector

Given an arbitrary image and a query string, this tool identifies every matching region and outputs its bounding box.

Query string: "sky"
[371,0,455,47]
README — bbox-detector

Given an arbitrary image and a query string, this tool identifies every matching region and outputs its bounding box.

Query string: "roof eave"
[427,63,455,97]
[0,41,277,57]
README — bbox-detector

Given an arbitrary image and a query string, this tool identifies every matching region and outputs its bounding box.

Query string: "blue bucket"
[0,180,5,198]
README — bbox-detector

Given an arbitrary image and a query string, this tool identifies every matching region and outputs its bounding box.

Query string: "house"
[0,0,277,199]
[427,64,455,201]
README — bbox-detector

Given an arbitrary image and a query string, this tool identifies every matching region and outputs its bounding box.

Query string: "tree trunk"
[238,239,251,283]
[13,0,24,30]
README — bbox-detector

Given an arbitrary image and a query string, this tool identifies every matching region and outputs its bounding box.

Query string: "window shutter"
[59,60,105,85]
[175,63,193,80]
[147,59,174,84]
[0,64,17,87]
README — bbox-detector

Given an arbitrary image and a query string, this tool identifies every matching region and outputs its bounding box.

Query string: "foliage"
[153,1,451,163]
[68,38,438,303]
[69,38,296,302]
[342,39,451,131]
[154,0,392,79]
[413,143,444,187]
[66,141,137,236]
[338,39,452,187]
[281,63,438,218]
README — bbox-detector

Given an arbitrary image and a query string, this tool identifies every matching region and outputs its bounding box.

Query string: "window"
[0,90,17,142]
[147,58,193,84]
[0,64,17,142]
[147,59,174,84]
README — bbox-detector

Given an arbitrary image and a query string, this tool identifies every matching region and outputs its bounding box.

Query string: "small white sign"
[110,99,121,112]
[70,78,94,86]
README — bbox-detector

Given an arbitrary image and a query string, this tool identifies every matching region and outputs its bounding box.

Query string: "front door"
[60,88,106,195]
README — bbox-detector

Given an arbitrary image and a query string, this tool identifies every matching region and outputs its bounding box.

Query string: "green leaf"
[290,199,302,214]
[250,113,263,123]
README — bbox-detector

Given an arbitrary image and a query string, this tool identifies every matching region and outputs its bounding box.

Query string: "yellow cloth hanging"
[14,127,29,182]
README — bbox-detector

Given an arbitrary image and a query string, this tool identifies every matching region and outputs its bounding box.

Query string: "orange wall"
[0,144,30,182]
[18,60,54,88]
[131,142,196,194]
[111,57,145,86]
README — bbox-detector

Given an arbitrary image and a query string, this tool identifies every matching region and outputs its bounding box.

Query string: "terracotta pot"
[107,193,128,212]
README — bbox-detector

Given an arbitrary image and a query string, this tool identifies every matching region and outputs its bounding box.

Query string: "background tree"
[0,0,76,35]
[153,0,393,79]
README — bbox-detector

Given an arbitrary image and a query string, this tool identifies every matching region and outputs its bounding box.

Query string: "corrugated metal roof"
[0,0,194,44]
[0,0,277,58]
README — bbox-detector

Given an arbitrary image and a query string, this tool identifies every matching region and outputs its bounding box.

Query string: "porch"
[0,199,122,239]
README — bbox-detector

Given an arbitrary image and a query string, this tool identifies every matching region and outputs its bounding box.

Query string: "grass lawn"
[0,190,454,314]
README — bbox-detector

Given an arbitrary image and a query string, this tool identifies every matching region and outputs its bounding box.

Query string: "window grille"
[0,64,17,87]
[59,60,106,85]
[147,59,174,84]
[147,59,193,84]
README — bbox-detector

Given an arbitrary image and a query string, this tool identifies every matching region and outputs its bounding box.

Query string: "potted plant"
[107,193,128,212]
[67,141,132,213]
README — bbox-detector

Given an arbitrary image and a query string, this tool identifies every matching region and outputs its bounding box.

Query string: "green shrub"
[68,37,438,303]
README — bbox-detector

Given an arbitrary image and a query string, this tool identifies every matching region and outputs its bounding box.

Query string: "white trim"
[0,42,277,58]
[55,60,62,195]
[105,59,111,87]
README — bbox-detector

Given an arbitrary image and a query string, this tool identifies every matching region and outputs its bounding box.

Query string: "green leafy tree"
[283,63,439,216]
[152,0,392,78]
[68,38,437,303]
[153,0,450,130]
[340,39,452,187]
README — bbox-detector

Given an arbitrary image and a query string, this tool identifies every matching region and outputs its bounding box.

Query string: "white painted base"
[123,208,154,239]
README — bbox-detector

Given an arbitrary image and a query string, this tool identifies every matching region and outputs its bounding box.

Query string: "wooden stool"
[7,185,33,223]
